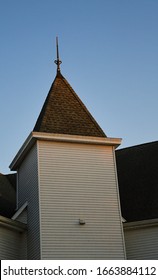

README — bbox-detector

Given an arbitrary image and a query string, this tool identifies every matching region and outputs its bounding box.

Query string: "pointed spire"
[33,73,106,137]
[54,36,62,73]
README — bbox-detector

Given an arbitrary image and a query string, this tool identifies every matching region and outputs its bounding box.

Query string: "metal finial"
[54,36,62,72]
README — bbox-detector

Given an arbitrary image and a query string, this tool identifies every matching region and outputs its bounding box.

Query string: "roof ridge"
[33,77,56,132]
[117,140,158,152]
[58,73,106,137]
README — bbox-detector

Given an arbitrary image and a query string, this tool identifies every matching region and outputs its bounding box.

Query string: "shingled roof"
[0,173,16,218]
[33,71,106,137]
[116,141,158,222]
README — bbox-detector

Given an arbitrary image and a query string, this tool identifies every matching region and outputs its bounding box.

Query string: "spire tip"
[54,36,62,72]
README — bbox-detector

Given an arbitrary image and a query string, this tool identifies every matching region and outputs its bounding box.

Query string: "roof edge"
[12,201,28,221]
[60,73,107,137]
[123,218,158,230]
[0,215,27,232]
[117,140,158,153]
[10,131,122,171]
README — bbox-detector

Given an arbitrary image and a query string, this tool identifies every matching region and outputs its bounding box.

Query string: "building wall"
[38,140,125,259]
[16,209,27,224]
[0,226,27,260]
[124,223,158,259]
[18,144,40,259]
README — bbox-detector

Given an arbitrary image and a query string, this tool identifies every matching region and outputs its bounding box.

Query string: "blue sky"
[0,0,158,174]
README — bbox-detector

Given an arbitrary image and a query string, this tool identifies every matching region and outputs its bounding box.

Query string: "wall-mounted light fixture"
[79,219,86,225]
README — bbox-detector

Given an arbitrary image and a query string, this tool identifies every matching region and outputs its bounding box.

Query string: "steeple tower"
[9,40,124,260]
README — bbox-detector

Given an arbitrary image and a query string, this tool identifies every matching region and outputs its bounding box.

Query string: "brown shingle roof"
[116,141,158,222]
[33,72,106,137]
[0,173,16,218]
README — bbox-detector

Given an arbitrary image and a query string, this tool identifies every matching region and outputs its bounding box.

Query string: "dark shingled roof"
[116,141,158,222]
[0,173,16,218]
[33,72,106,137]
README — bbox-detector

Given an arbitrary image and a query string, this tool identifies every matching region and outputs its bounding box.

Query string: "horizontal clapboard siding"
[38,140,125,259]
[0,227,25,259]
[18,144,40,259]
[124,224,158,259]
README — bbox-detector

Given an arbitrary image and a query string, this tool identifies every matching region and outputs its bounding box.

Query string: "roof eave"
[9,132,35,171]
[123,218,158,230]
[10,131,122,171]
[0,215,27,232]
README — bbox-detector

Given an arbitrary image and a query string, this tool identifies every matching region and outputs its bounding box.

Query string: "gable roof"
[116,141,158,222]
[33,72,106,137]
[0,173,16,218]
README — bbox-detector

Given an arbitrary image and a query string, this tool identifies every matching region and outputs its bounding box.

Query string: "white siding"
[124,224,158,259]
[18,144,40,259]
[38,140,125,259]
[0,226,27,260]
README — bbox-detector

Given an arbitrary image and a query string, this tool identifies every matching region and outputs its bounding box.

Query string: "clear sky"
[0,0,158,174]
